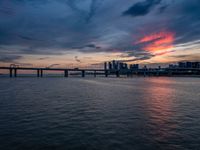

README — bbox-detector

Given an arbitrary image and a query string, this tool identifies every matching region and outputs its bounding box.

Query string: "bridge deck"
[0,67,105,72]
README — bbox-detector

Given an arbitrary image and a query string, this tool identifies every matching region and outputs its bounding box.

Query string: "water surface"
[0,77,200,150]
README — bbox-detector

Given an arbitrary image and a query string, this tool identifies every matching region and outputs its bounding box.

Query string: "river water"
[0,77,199,150]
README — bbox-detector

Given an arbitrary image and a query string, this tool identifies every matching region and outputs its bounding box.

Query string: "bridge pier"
[156,71,159,76]
[64,70,68,77]
[168,71,172,76]
[127,72,130,77]
[9,69,13,77]
[116,70,120,77]
[94,71,96,77]
[37,69,40,77]
[40,69,43,77]
[105,70,108,77]
[82,70,85,77]
[144,71,146,77]
[14,69,17,77]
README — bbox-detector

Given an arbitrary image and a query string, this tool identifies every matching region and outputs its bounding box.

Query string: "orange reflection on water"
[143,78,177,141]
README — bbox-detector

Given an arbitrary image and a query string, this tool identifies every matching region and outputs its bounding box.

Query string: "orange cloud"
[137,31,175,52]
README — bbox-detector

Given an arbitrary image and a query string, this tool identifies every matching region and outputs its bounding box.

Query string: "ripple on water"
[0,77,200,150]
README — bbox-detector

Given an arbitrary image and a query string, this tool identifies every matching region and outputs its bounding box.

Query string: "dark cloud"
[158,4,168,13]
[121,56,153,63]
[71,44,101,52]
[168,0,200,45]
[38,57,49,60]
[118,51,155,62]
[86,0,104,22]
[10,63,33,67]
[66,0,103,23]
[18,35,35,41]
[169,54,200,61]
[123,0,162,17]
[74,56,81,63]
[46,64,60,68]
[85,44,96,48]
[85,44,101,49]
[0,55,22,62]
[0,0,15,16]
[0,0,200,64]
[0,7,15,16]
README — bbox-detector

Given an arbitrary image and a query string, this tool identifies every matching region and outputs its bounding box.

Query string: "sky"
[0,0,200,68]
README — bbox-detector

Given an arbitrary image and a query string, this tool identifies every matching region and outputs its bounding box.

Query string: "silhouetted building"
[192,62,200,68]
[178,61,200,68]
[178,62,186,68]
[169,64,177,68]
[130,64,139,70]
[105,60,129,70]
[108,62,112,70]
[104,62,107,70]
[143,65,147,70]
[186,62,192,68]
[119,62,128,70]
[112,60,116,70]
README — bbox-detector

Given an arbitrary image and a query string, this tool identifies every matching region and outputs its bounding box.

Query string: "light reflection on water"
[143,78,178,148]
[0,77,200,150]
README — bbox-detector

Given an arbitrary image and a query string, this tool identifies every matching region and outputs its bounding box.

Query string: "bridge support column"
[105,70,108,77]
[9,69,13,78]
[82,70,85,77]
[37,69,40,77]
[40,70,43,77]
[144,71,146,77]
[127,72,130,77]
[168,71,172,76]
[64,70,68,77]
[116,70,120,77]
[14,69,17,77]
[94,71,96,77]
[156,71,159,76]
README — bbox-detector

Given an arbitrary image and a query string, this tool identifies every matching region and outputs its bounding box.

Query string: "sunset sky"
[0,0,200,68]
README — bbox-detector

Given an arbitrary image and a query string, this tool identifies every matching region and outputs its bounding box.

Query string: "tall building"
[104,62,107,70]
[178,61,200,68]
[105,60,129,70]
[178,62,186,68]
[112,60,116,70]
[130,64,139,70]
[109,62,112,70]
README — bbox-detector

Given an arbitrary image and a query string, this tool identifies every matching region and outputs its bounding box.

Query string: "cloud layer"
[0,0,200,64]
[123,0,162,17]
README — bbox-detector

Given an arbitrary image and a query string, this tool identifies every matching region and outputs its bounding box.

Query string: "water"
[0,77,200,150]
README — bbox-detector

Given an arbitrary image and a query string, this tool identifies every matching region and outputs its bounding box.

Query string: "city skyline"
[0,0,200,68]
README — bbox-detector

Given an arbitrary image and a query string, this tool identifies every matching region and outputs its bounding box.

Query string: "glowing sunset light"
[0,0,200,66]
[137,31,175,52]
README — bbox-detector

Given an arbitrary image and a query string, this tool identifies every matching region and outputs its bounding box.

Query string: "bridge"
[0,66,200,77]
[0,67,111,78]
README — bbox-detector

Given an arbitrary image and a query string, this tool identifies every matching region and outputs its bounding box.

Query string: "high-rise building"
[130,64,139,70]
[104,62,107,70]
[178,62,186,68]
[106,60,129,70]
[186,62,192,68]
[192,62,200,68]
[178,61,200,68]
[112,60,116,70]
[109,62,112,70]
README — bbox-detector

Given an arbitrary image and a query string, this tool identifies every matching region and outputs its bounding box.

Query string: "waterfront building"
[105,60,129,70]
[130,64,139,70]
[104,62,107,70]
[178,61,200,68]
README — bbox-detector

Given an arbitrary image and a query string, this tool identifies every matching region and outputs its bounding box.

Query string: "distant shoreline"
[0,74,200,78]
